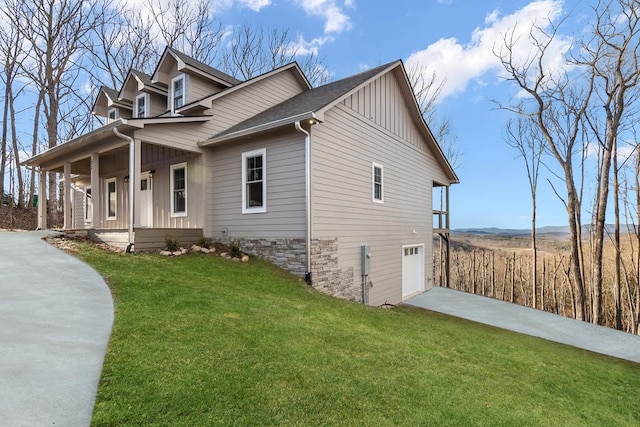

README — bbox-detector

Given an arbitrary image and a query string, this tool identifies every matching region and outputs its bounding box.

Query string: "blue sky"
[8,0,591,229]
[205,0,573,229]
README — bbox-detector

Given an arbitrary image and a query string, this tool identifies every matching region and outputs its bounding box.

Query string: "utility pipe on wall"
[112,128,135,252]
[295,120,312,283]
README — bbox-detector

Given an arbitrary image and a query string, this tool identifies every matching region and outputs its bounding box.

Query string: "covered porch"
[24,119,207,251]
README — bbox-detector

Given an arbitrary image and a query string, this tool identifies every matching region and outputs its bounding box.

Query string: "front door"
[402,244,424,298]
[140,171,152,227]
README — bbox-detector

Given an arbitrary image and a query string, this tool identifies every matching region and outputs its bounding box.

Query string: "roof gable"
[119,69,167,101]
[151,46,242,87]
[203,62,397,142]
[178,62,311,114]
[201,60,458,184]
[91,86,132,116]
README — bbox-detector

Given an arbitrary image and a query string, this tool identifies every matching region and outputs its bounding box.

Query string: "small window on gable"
[170,162,187,217]
[170,74,186,114]
[106,178,117,220]
[135,93,149,118]
[372,163,383,203]
[107,108,118,123]
[242,148,266,214]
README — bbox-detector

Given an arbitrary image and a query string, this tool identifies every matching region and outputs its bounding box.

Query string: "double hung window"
[242,148,266,214]
[170,163,187,217]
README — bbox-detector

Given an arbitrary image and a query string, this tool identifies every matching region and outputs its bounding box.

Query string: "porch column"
[63,161,72,229]
[37,169,47,230]
[91,152,100,228]
[132,139,142,227]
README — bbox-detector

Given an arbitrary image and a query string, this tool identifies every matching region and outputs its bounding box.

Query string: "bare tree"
[0,0,26,207]
[147,0,223,65]
[578,0,640,325]
[221,22,330,86]
[6,0,98,222]
[87,0,159,89]
[506,115,545,309]
[496,17,593,321]
[407,64,461,169]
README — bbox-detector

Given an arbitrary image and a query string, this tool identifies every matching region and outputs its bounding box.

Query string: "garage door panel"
[402,244,424,298]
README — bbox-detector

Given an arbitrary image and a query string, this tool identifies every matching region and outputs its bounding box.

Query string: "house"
[23,47,458,306]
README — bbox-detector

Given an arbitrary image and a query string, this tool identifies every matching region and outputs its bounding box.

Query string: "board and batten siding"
[342,70,425,149]
[86,143,204,229]
[204,129,306,240]
[140,149,204,229]
[311,87,450,306]
[203,69,306,136]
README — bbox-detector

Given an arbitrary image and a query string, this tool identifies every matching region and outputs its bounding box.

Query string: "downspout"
[112,127,135,253]
[295,121,312,284]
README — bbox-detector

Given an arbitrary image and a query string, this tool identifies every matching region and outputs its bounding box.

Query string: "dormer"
[92,87,132,122]
[120,70,168,118]
[152,47,243,115]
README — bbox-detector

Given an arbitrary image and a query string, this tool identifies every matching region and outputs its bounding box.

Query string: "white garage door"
[402,244,424,298]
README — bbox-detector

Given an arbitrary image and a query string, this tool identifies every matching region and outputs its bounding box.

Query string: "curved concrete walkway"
[0,230,113,426]
[407,287,640,364]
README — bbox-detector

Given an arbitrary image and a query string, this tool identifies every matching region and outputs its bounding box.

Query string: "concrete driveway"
[0,230,113,426]
[407,287,640,364]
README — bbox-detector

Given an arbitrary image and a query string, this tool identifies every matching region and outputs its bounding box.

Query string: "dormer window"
[135,93,149,118]
[107,108,118,123]
[170,74,186,114]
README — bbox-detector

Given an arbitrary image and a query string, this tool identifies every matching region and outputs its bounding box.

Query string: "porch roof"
[22,115,212,170]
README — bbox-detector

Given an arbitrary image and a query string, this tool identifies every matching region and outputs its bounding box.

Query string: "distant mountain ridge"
[453,225,637,236]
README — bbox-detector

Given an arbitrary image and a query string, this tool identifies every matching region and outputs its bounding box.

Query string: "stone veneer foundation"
[219,238,307,276]
[310,238,359,302]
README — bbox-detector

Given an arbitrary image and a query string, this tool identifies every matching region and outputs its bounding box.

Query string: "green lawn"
[76,243,640,426]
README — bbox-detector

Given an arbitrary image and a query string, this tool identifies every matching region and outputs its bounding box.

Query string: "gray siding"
[135,122,208,152]
[89,144,204,229]
[204,70,305,135]
[188,73,224,101]
[205,129,306,240]
[311,81,450,306]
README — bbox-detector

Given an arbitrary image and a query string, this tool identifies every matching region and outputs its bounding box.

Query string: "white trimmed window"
[84,186,92,223]
[242,148,266,214]
[107,108,118,123]
[106,178,117,220]
[170,74,186,114]
[135,93,149,118]
[372,163,383,203]
[170,162,187,217]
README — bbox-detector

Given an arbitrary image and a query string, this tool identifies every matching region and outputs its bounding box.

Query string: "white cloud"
[294,0,353,34]
[406,0,569,102]
[238,0,272,11]
[281,34,331,57]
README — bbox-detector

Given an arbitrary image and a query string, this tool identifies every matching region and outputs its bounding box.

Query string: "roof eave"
[199,112,321,147]
[21,119,142,167]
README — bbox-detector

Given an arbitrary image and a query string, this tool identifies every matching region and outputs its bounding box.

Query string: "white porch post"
[91,152,100,229]
[37,169,47,230]
[63,161,72,229]
[132,139,142,227]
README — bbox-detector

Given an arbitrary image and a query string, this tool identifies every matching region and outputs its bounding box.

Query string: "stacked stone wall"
[310,238,359,302]
[219,237,307,276]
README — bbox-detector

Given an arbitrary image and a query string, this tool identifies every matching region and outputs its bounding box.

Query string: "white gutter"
[112,128,135,252]
[295,121,312,284]
[201,112,320,147]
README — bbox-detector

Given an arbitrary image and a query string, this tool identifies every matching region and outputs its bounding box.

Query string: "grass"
[75,243,640,426]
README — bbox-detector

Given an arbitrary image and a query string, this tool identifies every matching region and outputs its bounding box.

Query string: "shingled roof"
[168,47,242,86]
[204,61,398,143]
